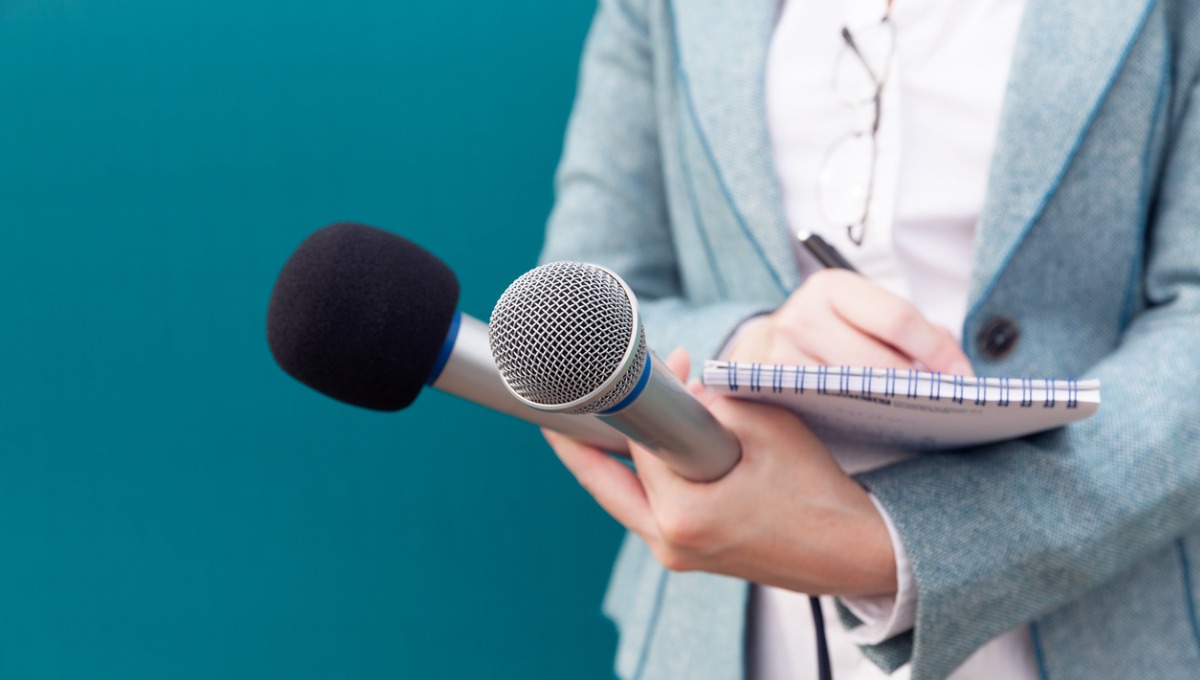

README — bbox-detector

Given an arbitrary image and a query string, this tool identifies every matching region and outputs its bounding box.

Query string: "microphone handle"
[432,314,630,453]
[600,354,741,482]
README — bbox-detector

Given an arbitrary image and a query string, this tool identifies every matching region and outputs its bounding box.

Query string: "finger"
[937,326,974,376]
[626,438,702,514]
[542,429,656,537]
[664,347,691,382]
[819,273,971,373]
[687,377,706,398]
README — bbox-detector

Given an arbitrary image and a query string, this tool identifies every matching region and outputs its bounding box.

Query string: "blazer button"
[976,317,1020,360]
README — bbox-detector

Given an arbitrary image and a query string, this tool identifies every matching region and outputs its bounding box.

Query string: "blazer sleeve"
[539,0,775,368]
[853,76,1200,679]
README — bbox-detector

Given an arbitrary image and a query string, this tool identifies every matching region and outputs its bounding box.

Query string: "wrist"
[826,484,898,596]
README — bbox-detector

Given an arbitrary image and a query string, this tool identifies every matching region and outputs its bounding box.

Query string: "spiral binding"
[720,362,1082,409]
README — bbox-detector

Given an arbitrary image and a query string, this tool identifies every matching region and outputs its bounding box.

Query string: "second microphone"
[488,261,741,482]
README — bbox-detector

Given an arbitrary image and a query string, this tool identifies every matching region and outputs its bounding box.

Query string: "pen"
[796,230,859,273]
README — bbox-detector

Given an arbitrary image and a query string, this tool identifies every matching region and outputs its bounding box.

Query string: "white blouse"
[756,0,1037,678]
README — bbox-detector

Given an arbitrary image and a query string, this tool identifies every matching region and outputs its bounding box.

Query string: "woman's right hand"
[727,269,974,375]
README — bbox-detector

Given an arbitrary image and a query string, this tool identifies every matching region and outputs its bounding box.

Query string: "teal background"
[0,1,624,678]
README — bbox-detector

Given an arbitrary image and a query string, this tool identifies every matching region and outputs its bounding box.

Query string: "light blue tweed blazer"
[540,0,1200,678]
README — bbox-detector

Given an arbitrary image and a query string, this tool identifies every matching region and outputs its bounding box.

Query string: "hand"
[729,269,973,374]
[543,349,896,596]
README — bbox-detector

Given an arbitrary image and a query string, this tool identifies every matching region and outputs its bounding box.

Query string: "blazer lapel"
[971,0,1158,307]
[670,0,798,295]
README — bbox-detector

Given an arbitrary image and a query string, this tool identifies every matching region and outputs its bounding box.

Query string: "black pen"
[796,230,860,273]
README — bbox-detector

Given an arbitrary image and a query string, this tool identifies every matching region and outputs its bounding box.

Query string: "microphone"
[266,223,628,453]
[488,261,741,482]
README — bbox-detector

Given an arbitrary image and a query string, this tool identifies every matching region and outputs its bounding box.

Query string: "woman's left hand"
[542,349,896,597]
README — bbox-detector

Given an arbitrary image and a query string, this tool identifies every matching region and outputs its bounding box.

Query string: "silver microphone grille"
[489,262,647,414]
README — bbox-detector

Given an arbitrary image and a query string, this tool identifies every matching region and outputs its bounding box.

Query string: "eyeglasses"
[818,12,894,246]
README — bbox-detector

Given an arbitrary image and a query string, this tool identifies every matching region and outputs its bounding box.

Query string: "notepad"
[702,361,1100,449]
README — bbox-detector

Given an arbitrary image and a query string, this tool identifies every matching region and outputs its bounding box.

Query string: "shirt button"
[976,317,1020,361]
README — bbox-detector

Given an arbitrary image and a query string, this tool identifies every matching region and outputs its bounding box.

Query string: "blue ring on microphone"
[426,310,462,385]
[600,358,652,415]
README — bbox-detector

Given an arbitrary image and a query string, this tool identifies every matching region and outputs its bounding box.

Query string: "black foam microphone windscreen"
[267,222,459,411]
